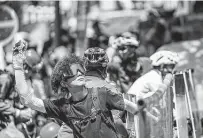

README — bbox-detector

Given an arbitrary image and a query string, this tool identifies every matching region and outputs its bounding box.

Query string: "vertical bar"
[173,73,189,138]
[75,1,88,56]
[136,99,147,138]
[164,86,174,138]
[126,94,135,136]
[54,1,61,47]
[0,45,5,70]
[184,69,201,137]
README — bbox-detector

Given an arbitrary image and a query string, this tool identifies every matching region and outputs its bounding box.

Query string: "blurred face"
[160,64,175,76]
[62,63,85,88]
[118,46,135,60]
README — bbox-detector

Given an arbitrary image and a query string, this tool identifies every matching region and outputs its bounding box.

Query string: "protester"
[127,50,179,138]
[0,69,31,138]
[127,50,178,99]
[107,33,152,94]
[13,40,142,138]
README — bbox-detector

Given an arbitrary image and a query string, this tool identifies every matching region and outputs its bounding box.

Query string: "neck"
[70,86,88,101]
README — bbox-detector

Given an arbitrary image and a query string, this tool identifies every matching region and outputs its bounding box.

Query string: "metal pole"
[184,69,201,137]
[173,72,189,138]
[75,1,88,56]
[54,1,61,47]
[135,99,147,138]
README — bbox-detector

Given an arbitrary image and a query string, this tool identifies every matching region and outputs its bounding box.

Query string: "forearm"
[15,70,46,113]
[124,99,139,115]
[15,70,29,97]
[143,73,173,105]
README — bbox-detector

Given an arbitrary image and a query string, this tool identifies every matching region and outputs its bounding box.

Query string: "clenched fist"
[12,40,28,70]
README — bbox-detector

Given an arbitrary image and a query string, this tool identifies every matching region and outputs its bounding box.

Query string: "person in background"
[107,33,152,94]
[127,50,179,138]
[0,69,32,138]
[127,50,178,101]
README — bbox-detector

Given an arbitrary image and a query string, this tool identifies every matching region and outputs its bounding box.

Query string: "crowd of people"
[1,5,200,138]
[0,21,182,138]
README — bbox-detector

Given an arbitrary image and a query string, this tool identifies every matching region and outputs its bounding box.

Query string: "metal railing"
[126,69,201,138]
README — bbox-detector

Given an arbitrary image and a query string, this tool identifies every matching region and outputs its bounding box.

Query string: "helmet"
[83,47,109,68]
[83,47,109,78]
[111,36,139,49]
[23,49,42,76]
[111,36,139,60]
[39,122,60,138]
[150,51,179,66]
[25,49,41,67]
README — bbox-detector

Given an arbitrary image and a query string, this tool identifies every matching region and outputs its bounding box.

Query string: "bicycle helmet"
[111,36,139,50]
[83,47,109,68]
[150,51,179,67]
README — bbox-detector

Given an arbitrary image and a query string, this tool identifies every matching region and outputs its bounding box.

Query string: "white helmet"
[150,51,179,66]
[111,36,139,49]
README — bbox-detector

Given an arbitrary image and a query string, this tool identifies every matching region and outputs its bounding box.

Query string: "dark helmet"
[39,122,60,138]
[83,47,109,69]
[83,47,109,78]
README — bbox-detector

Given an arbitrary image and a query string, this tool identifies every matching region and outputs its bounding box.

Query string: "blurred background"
[1,1,203,138]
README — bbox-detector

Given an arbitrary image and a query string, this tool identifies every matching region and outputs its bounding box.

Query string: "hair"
[51,54,83,94]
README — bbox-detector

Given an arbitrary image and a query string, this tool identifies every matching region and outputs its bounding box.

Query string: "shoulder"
[127,71,154,95]
[43,97,69,107]
[103,80,121,94]
[93,87,121,97]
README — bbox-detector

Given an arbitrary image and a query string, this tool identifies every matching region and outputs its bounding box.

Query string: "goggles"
[62,64,85,81]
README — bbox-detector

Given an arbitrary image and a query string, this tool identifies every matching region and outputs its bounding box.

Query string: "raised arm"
[13,40,46,113]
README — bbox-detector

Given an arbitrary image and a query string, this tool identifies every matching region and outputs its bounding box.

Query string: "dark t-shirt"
[43,87,125,138]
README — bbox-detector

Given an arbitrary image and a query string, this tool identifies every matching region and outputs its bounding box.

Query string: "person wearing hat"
[127,50,179,138]
[107,34,152,94]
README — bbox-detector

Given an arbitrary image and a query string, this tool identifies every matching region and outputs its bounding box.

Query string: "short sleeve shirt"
[127,70,163,100]
[43,87,124,138]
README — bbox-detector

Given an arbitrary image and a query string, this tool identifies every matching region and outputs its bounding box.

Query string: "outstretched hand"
[12,40,28,70]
